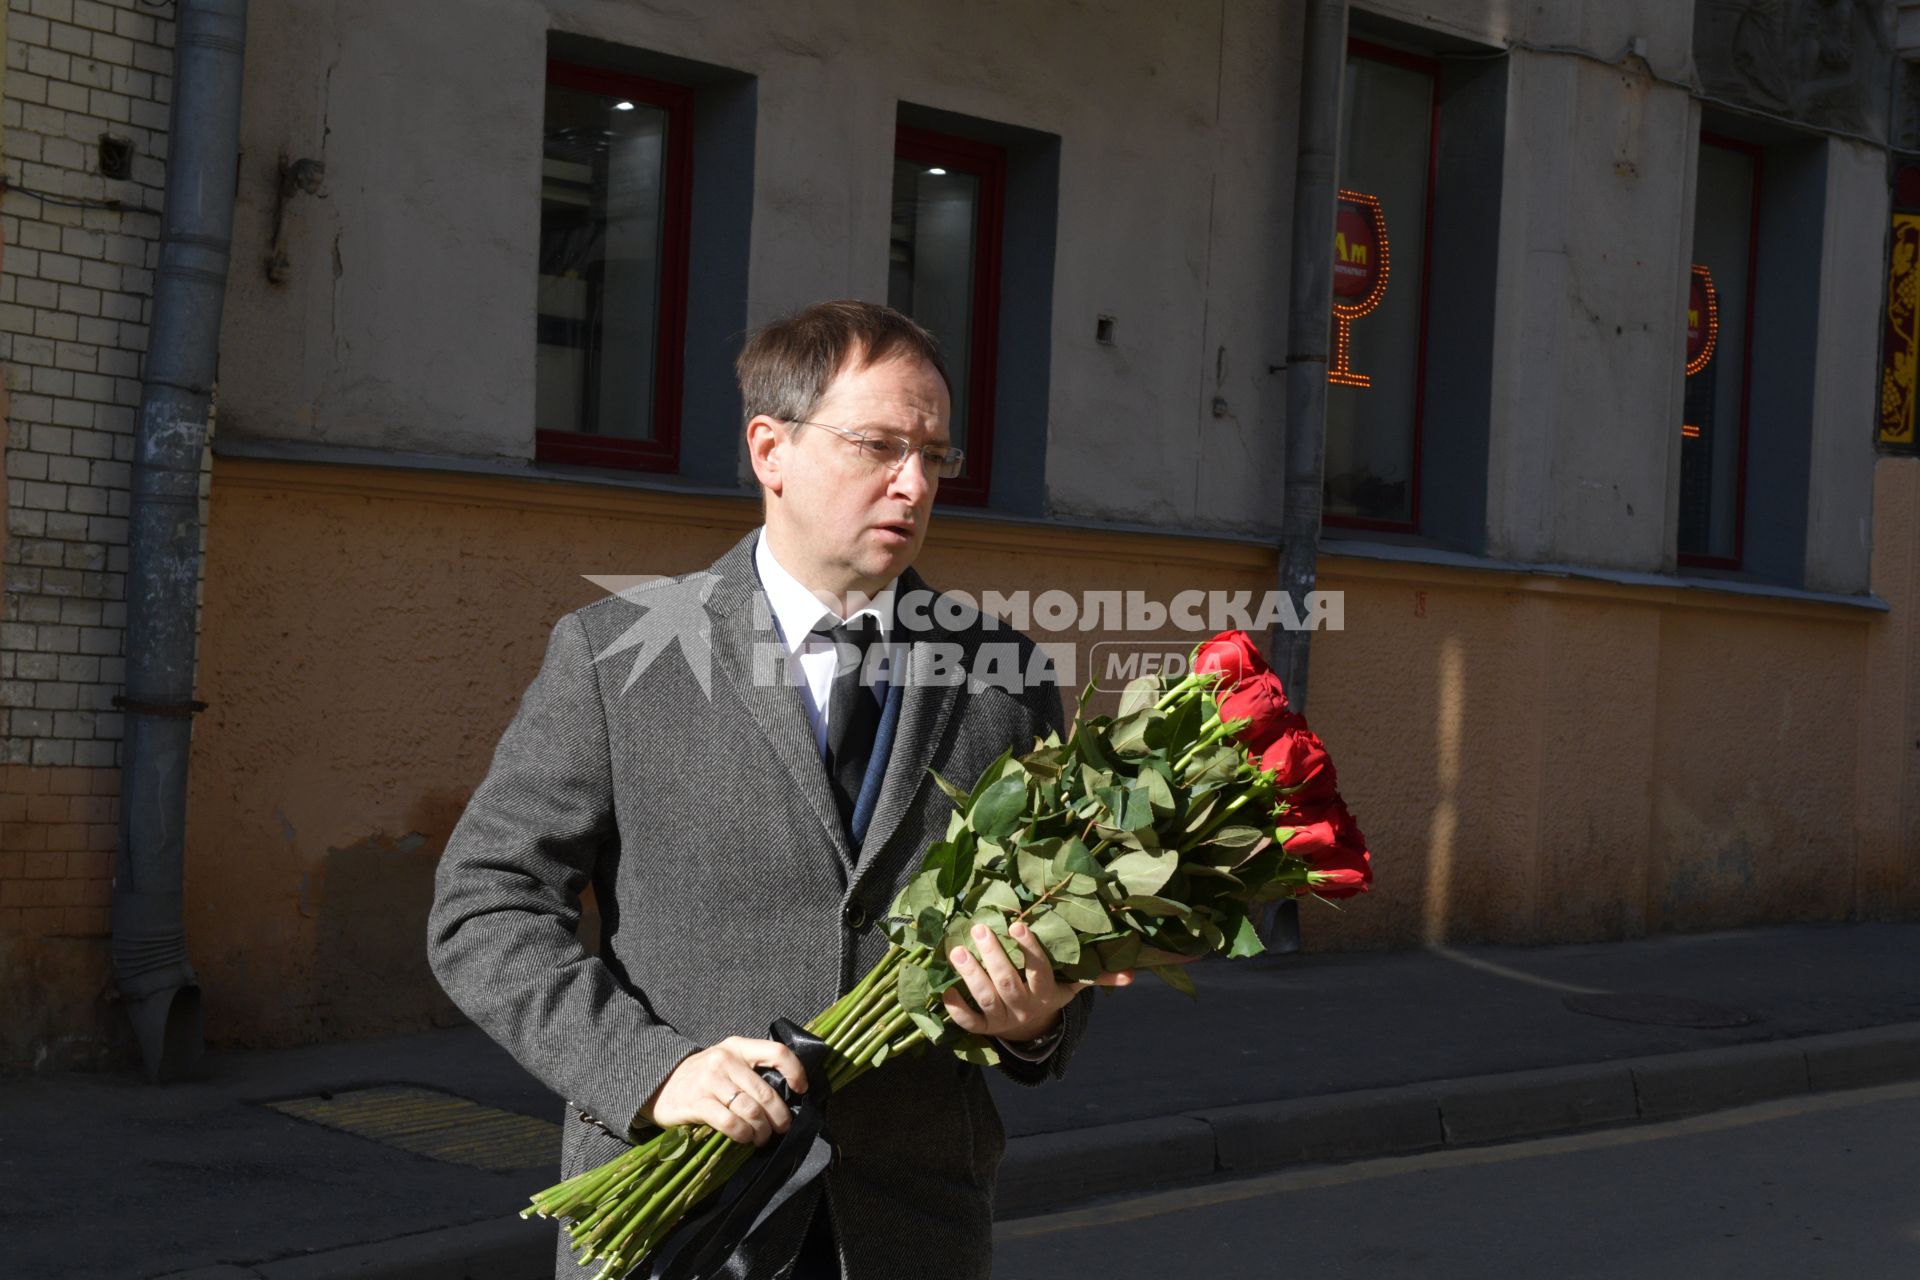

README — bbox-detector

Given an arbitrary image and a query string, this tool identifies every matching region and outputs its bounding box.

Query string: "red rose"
[1258,716,1337,804]
[1278,805,1341,864]
[1304,851,1371,897]
[1217,672,1291,750]
[1283,800,1372,898]
[1192,631,1270,691]
[1278,798,1372,894]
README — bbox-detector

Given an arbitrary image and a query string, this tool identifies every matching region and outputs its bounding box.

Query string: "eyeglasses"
[787,420,966,480]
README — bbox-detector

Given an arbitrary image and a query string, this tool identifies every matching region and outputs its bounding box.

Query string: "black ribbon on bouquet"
[641,1018,836,1280]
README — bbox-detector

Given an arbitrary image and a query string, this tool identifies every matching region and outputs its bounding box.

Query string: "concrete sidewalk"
[4,923,1915,1279]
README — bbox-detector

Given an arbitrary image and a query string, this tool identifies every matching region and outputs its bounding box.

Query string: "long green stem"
[1187,792,1253,845]
[1153,671,1208,711]
[1175,717,1241,771]
[540,945,948,1277]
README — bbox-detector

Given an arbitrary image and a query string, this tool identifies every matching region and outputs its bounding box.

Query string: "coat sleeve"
[993,647,1097,1088]
[426,610,699,1139]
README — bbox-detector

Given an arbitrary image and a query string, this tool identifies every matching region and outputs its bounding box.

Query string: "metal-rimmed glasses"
[786,419,966,479]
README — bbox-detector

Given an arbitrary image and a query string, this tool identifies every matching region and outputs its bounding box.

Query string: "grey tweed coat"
[427,529,1091,1279]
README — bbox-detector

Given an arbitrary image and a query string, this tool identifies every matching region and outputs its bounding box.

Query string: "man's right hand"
[641,1036,810,1147]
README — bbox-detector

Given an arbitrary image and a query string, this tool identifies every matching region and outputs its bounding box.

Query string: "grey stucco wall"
[206,0,1883,590]
[214,0,1305,536]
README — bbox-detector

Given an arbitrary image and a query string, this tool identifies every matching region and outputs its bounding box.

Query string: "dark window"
[1679,135,1761,566]
[1324,41,1439,530]
[889,126,1005,507]
[536,60,692,472]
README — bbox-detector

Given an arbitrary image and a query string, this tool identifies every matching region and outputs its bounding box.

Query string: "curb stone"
[159,1021,1920,1277]
[1435,1060,1639,1144]
[994,1115,1214,1209]
[999,1019,1920,1216]
[1629,1038,1812,1119]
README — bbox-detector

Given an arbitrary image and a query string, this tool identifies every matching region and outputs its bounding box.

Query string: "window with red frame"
[1679,135,1760,566]
[1324,42,1438,530]
[535,61,692,472]
[889,126,1004,506]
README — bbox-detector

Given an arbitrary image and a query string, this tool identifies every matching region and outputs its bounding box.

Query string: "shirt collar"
[753,527,897,656]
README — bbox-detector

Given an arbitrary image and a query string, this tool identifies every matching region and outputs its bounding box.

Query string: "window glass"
[1680,140,1756,562]
[1326,51,1434,526]
[538,84,668,441]
[888,159,979,453]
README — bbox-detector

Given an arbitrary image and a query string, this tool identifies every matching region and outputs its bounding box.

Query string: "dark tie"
[813,614,883,834]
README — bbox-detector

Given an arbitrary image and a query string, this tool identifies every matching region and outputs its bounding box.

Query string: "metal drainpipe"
[1267,0,1348,951]
[111,0,249,1082]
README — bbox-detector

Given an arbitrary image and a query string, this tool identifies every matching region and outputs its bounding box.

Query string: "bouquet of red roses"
[523,630,1371,1277]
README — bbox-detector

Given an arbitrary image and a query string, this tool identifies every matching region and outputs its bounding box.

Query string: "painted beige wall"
[180,455,1913,1049]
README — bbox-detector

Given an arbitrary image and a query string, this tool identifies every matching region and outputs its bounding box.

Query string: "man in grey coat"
[428,301,1116,1279]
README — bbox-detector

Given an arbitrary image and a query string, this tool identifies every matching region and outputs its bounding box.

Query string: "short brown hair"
[735,299,950,428]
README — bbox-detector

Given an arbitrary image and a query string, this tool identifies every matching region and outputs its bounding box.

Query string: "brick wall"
[2,0,187,1067]
[0,761,114,935]
[3,0,177,774]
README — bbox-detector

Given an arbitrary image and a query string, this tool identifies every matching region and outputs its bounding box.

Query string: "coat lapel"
[704,532,857,876]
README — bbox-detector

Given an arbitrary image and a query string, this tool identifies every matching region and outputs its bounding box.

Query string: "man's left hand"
[944,920,1133,1043]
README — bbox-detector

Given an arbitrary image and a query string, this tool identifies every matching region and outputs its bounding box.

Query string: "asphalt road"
[993,1080,1920,1279]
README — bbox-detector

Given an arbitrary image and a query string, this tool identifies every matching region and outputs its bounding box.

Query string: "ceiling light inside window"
[927,166,947,176]
[615,101,635,111]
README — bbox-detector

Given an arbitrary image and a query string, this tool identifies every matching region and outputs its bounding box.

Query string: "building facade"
[2,0,1916,1069]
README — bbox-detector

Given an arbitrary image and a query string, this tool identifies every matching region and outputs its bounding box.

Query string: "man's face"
[755,350,952,599]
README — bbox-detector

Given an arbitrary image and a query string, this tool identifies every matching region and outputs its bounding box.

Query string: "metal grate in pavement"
[264,1084,561,1171]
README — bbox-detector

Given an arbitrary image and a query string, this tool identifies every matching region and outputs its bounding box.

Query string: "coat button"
[842,903,868,932]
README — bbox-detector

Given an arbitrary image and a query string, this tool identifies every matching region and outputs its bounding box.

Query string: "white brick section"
[3,0,192,766]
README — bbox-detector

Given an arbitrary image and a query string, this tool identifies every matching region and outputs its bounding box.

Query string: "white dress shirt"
[753,528,901,758]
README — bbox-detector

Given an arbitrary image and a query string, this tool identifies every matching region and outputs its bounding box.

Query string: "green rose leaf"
[1107,848,1178,897]
[1019,745,1067,780]
[1027,909,1082,965]
[930,768,972,809]
[1048,839,1100,895]
[1097,933,1144,972]
[1184,792,1222,835]
[907,1007,948,1044]
[1054,893,1113,934]
[969,749,1016,804]
[1181,862,1247,889]
[1076,727,1118,775]
[897,867,948,917]
[942,915,976,961]
[1192,744,1243,785]
[1109,708,1156,758]
[1227,912,1266,958]
[1117,676,1160,718]
[1121,894,1190,917]
[933,831,978,898]
[952,1034,1003,1067]
[1017,848,1056,897]
[971,776,1028,842]
[915,906,948,949]
[1139,766,1176,817]
[976,880,1022,913]
[897,962,932,1014]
